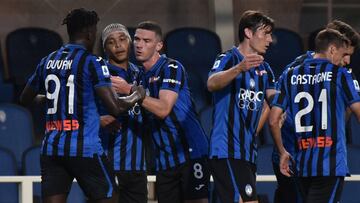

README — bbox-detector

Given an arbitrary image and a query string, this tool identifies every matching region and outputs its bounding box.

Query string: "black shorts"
[116,171,147,203]
[209,158,257,203]
[156,158,210,203]
[40,154,117,200]
[299,176,344,203]
[272,161,302,203]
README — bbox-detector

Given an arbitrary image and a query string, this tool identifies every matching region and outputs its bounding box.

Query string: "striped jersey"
[143,55,209,170]
[272,51,315,164]
[26,43,112,157]
[272,57,360,177]
[208,47,275,163]
[98,62,146,171]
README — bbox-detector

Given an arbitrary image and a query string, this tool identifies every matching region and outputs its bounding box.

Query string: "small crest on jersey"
[249,78,256,89]
[255,69,267,76]
[149,76,160,83]
[0,111,6,123]
[169,63,178,69]
[245,184,253,196]
[212,60,221,70]
[354,80,360,91]
[101,65,110,77]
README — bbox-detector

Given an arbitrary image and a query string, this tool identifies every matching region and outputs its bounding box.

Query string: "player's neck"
[237,42,257,56]
[109,59,129,70]
[143,53,161,72]
[313,52,328,60]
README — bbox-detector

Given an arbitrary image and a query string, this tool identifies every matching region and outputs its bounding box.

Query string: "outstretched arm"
[207,54,264,92]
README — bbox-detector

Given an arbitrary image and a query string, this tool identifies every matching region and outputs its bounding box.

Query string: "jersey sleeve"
[89,56,111,88]
[340,68,360,106]
[271,71,289,111]
[26,58,46,93]
[159,60,184,93]
[208,52,233,76]
[264,62,276,90]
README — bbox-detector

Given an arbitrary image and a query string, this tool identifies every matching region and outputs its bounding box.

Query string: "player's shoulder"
[164,57,184,70]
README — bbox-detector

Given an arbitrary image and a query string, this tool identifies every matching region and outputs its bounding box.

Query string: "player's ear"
[244,28,253,39]
[156,41,163,52]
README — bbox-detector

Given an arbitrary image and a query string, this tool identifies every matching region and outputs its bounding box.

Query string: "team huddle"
[19,7,360,203]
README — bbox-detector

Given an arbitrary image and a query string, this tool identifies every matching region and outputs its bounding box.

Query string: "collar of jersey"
[64,43,87,50]
[303,57,330,65]
[146,54,167,75]
[232,46,244,61]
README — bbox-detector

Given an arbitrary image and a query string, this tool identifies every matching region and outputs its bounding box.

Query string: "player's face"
[104,32,130,64]
[340,45,354,67]
[249,25,273,54]
[134,29,163,63]
[330,45,349,66]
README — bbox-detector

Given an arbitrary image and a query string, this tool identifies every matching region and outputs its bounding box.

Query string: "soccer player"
[270,28,360,203]
[99,23,147,203]
[271,20,360,203]
[134,21,209,203]
[207,10,276,203]
[19,8,145,203]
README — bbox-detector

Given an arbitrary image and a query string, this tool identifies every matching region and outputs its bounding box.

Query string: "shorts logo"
[245,184,253,197]
[195,184,205,191]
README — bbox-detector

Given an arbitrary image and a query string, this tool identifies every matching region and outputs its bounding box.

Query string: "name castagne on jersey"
[290,71,332,85]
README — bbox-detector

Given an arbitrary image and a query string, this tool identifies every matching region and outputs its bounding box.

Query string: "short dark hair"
[238,10,274,42]
[62,8,99,38]
[136,21,163,40]
[326,20,360,49]
[315,28,350,53]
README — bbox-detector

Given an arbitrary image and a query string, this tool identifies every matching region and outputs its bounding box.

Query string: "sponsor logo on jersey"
[238,88,263,111]
[298,136,333,150]
[46,119,79,131]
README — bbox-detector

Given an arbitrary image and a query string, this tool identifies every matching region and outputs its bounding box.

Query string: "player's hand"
[279,150,293,177]
[237,54,264,72]
[111,76,132,94]
[131,85,146,103]
[100,115,121,133]
[279,112,287,128]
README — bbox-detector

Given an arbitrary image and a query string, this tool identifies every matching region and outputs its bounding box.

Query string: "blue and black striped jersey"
[26,44,112,157]
[272,57,360,177]
[272,51,314,164]
[208,47,275,163]
[98,62,146,171]
[142,55,209,170]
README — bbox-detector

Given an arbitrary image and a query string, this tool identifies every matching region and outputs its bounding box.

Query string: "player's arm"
[207,54,264,92]
[256,101,269,135]
[95,85,145,117]
[350,102,360,122]
[269,106,292,177]
[19,85,38,106]
[141,90,178,119]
